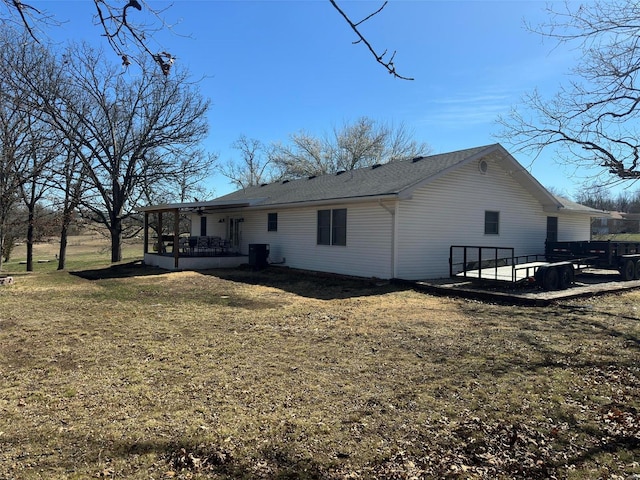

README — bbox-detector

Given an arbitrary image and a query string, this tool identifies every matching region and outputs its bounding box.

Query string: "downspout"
[378,200,396,278]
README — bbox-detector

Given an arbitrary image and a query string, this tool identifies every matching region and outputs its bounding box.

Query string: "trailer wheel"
[635,260,640,280]
[621,259,635,281]
[543,266,560,291]
[558,265,574,290]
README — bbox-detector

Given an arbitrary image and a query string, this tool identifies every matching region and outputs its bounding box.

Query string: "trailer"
[545,240,640,281]
[450,241,640,291]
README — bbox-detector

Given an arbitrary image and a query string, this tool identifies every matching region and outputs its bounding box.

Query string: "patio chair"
[197,236,209,253]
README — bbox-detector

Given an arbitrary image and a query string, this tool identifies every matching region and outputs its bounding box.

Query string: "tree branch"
[10,0,40,42]
[329,0,413,80]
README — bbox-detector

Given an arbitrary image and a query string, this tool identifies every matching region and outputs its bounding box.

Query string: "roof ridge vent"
[412,156,425,163]
[308,175,317,180]
[371,163,382,169]
[260,183,269,187]
[336,170,346,175]
[282,179,290,184]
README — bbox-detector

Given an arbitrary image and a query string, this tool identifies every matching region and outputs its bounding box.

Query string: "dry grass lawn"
[0,237,639,479]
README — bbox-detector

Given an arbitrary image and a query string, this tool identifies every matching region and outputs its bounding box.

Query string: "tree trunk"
[110,217,122,263]
[58,223,68,270]
[26,208,34,272]
[0,228,5,272]
[57,208,74,270]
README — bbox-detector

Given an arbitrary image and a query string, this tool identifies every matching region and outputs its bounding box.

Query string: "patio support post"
[144,212,149,254]
[173,208,180,269]
[158,212,163,253]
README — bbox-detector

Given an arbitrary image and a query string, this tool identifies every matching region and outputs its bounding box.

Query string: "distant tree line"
[0,204,73,264]
[575,186,640,213]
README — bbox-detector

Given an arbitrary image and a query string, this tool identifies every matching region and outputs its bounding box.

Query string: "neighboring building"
[591,212,640,236]
[141,144,603,280]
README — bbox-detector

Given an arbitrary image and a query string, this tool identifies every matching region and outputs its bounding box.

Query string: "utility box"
[248,244,270,269]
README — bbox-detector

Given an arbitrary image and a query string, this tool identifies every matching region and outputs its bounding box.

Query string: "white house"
[140,144,602,280]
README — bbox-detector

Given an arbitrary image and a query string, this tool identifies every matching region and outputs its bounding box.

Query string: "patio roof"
[139,198,263,214]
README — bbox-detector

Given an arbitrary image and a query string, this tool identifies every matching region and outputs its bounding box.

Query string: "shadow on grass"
[70,261,408,300]
[5,427,639,479]
[70,260,167,281]
[202,265,408,300]
[2,434,334,480]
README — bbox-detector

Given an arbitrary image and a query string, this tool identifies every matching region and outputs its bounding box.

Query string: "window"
[484,211,499,235]
[317,210,331,245]
[268,212,278,232]
[317,208,347,246]
[332,208,347,246]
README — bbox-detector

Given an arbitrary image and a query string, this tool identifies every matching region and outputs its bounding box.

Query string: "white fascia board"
[139,198,263,212]
[241,193,399,211]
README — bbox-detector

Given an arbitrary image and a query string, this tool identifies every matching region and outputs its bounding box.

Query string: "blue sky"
[42,1,627,199]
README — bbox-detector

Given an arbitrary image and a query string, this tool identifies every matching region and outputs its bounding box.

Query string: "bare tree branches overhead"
[1,0,175,73]
[329,0,413,80]
[1,1,412,79]
[499,0,640,185]
[93,0,175,74]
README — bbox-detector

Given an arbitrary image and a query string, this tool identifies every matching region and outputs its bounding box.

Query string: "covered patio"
[139,199,254,271]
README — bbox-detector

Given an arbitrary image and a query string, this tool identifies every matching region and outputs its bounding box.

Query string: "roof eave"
[223,193,401,211]
[138,199,261,213]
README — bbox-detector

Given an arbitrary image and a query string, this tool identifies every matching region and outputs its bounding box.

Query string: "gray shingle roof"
[216,144,497,207]
[553,195,609,215]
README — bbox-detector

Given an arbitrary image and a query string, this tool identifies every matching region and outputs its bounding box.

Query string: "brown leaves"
[164,444,232,475]
[153,52,174,76]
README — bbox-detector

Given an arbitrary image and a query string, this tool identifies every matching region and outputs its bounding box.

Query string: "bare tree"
[0,31,40,271]
[270,132,332,179]
[143,151,217,205]
[0,96,29,271]
[271,117,431,178]
[50,137,90,270]
[11,43,211,262]
[499,0,640,185]
[219,135,273,189]
[18,118,58,271]
[1,1,412,78]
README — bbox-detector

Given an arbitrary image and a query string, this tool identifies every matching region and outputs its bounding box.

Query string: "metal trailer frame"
[449,245,547,285]
[449,244,624,291]
[545,240,640,281]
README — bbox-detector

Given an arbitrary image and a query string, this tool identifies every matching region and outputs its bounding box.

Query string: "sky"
[35,0,636,199]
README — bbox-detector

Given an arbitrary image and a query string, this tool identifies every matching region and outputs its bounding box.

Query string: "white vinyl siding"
[557,214,591,241]
[233,203,394,279]
[188,158,592,280]
[396,158,554,280]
